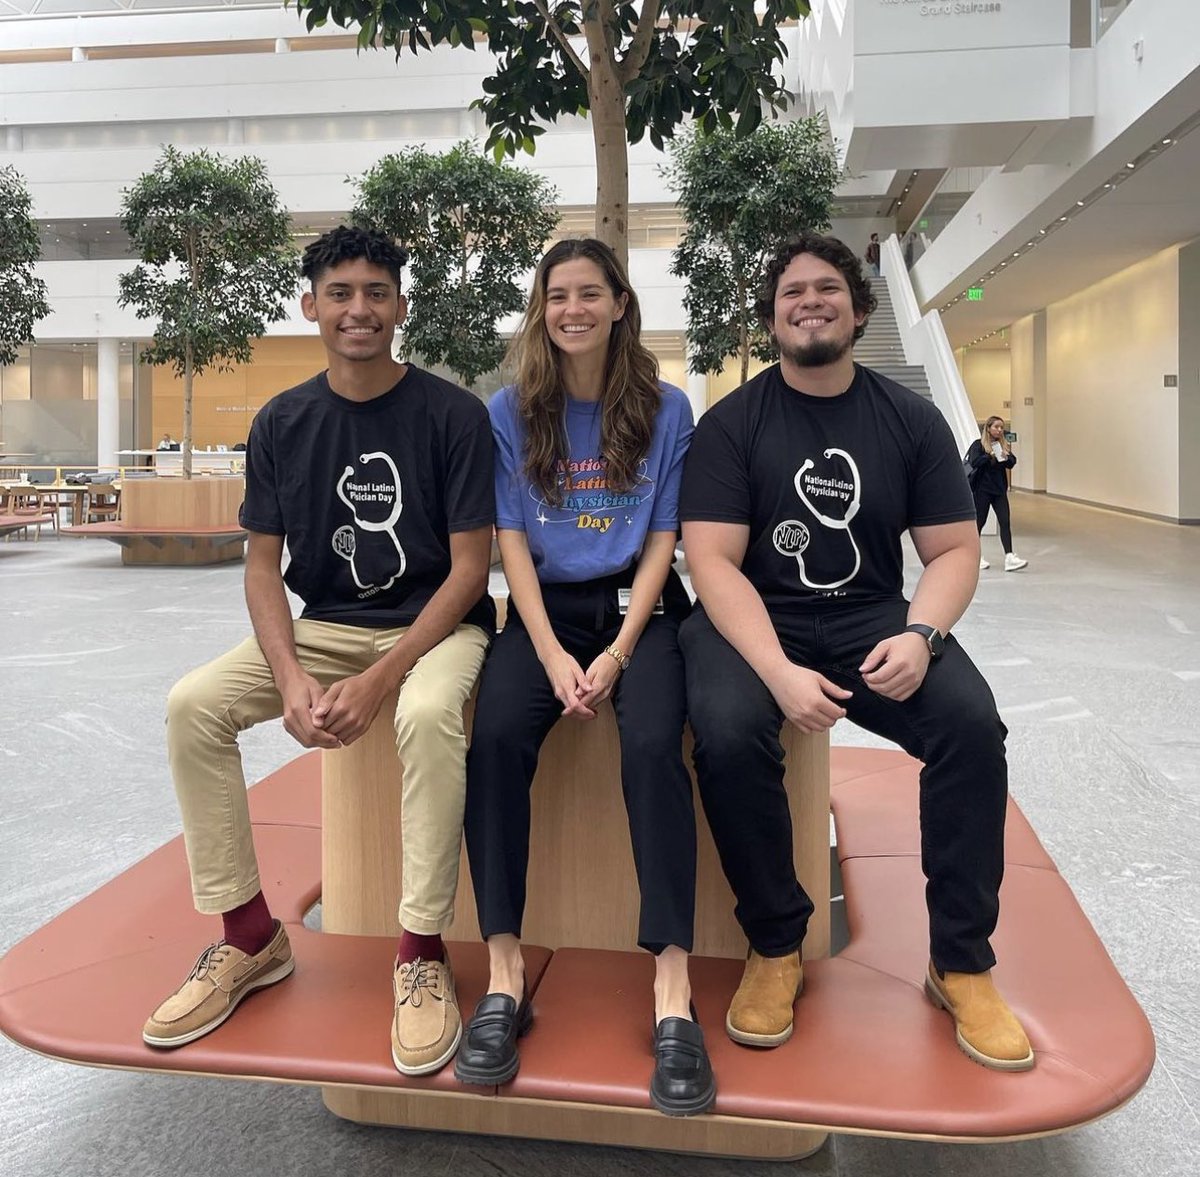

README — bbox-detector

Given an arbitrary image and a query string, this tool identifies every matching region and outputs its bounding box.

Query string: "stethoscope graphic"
[333,451,406,591]
[775,448,862,590]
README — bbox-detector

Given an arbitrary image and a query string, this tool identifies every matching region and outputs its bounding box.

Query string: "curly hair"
[754,233,878,343]
[300,225,409,289]
[509,238,661,506]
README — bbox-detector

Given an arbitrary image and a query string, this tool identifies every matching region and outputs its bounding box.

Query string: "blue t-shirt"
[490,382,694,584]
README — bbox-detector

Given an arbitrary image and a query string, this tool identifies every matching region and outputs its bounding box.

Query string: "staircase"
[856,281,932,402]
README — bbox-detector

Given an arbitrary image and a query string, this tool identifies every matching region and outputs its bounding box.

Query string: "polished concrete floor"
[1,492,1197,1176]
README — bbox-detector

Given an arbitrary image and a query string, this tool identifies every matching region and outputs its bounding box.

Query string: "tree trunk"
[182,340,194,481]
[583,15,629,270]
[737,273,750,385]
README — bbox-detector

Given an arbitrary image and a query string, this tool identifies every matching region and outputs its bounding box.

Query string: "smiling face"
[301,258,407,365]
[767,252,865,370]
[542,257,628,363]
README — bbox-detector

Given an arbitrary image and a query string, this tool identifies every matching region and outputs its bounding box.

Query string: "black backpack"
[963,451,983,490]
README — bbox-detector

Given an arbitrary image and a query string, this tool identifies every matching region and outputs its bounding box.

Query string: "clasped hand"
[541,645,622,720]
[281,666,391,749]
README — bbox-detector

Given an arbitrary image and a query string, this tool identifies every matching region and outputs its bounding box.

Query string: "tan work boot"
[142,920,294,1048]
[925,962,1034,1071]
[391,956,462,1076]
[725,949,803,1047]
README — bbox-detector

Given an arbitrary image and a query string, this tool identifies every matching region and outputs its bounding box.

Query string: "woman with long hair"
[967,415,1027,571]
[453,239,713,1115]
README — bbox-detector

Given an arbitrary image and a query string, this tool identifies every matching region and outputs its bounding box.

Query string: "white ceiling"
[940,117,1200,350]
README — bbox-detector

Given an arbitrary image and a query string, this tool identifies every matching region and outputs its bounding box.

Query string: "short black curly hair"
[300,225,409,289]
[755,233,878,343]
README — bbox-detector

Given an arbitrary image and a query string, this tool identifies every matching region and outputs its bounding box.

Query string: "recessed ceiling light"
[1076,200,1085,206]
[1060,216,1068,221]
[1126,162,1136,169]
[1039,229,1047,234]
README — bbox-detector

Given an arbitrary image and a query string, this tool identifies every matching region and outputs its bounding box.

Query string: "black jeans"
[680,599,1008,974]
[464,571,697,954]
[974,489,1014,553]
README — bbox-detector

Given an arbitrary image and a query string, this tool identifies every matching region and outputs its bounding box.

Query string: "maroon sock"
[397,930,444,965]
[222,891,275,956]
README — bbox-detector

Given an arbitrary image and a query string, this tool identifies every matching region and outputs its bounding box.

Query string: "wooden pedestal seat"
[61,523,247,565]
[0,741,1155,1160]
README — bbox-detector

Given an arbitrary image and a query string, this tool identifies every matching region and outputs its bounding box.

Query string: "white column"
[97,338,120,473]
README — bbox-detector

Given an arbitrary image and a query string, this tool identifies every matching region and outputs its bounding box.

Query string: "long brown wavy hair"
[509,238,661,506]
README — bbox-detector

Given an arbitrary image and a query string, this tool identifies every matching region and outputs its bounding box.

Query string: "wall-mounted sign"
[967,287,984,301]
[861,0,1068,55]
[1164,374,1178,387]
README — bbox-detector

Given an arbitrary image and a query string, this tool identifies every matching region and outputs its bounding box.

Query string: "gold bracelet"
[604,643,631,672]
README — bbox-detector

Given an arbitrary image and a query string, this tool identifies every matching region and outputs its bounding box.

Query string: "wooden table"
[11,484,93,526]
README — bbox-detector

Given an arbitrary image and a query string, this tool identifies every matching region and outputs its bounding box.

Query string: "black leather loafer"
[453,991,533,1085]
[650,1014,716,1116]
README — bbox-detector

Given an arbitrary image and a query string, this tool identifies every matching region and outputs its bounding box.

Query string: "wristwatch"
[604,643,631,672]
[904,623,945,660]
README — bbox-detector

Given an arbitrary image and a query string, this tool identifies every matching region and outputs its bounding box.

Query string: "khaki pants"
[166,619,489,933]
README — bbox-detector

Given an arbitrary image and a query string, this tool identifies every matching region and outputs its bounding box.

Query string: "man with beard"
[678,234,1033,1072]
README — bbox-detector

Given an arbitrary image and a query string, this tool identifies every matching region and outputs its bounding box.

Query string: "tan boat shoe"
[142,920,294,1048]
[391,956,462,1076]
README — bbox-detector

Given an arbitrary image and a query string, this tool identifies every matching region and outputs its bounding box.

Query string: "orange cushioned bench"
[0,744,1154,1160]
[62,523,247,565]
[0,512,55,539]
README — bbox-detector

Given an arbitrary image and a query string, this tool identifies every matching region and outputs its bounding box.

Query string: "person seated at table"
[454,239,714,1116]
[157,433,178,451]
[142,226,496,1080]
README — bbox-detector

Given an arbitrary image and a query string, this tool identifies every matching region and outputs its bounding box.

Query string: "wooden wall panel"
[150,336,327,448]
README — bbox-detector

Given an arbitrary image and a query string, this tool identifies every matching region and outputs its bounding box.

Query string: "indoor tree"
[118,147,298,478]
[291,0,810,266]
[0,166,51,370]
[351,141,559,387]
[665,118,838,383]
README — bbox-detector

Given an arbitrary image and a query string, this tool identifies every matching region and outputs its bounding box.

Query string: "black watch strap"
[904,623,945,659]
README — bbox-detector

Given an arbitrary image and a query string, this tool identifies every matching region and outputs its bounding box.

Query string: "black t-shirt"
[679,363,975,613]
[240,366,495,632]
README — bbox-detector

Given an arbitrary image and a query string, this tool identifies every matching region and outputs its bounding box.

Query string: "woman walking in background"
[968,415,1027,571]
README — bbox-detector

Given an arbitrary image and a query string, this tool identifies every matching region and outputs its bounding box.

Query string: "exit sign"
[967,287,984,301]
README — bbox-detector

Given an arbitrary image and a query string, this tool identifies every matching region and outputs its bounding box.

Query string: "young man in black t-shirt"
[679,233,1034,1072]
[142,227,495,1079]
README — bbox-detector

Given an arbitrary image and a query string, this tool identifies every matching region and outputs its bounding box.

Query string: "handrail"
[880,234,978,455]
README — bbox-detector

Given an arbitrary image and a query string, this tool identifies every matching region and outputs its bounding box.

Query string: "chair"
[2,486,54,541]
[83,484,121,524]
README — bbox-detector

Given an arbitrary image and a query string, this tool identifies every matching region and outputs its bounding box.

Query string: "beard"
[777,332,854,369]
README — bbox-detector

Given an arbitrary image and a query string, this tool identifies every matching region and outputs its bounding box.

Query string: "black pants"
[680,599,1008,974]
[464,572,697,954]
[974,489,1013,553]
